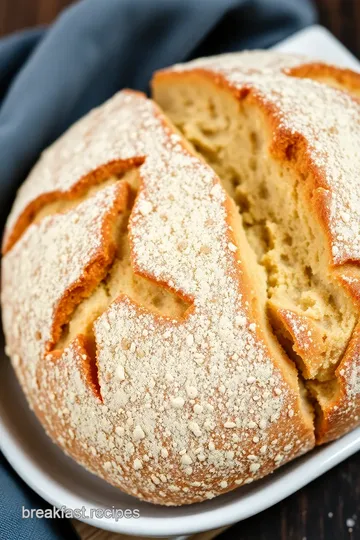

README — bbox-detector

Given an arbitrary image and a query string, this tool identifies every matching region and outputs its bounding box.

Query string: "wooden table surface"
[0,1,359,539]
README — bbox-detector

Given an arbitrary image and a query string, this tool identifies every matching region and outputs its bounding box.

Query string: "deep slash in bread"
[1,52,360,505]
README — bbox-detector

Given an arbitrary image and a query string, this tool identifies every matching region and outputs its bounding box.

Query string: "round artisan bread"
[0,51,359,506]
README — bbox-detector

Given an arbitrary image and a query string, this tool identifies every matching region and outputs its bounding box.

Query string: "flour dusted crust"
[155,51,360,263]
[1,51,360,506]
[2,183,129,400]
[2,87,314,505]
[153,50,360,445]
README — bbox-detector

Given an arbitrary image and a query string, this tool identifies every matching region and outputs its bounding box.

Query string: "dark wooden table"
[0,1,359,539]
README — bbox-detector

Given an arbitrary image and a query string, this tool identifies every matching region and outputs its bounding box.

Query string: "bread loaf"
[1,51,360,506]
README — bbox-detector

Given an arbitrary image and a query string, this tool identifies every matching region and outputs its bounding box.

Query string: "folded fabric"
[0,453,79,539]
[0,0,316,538]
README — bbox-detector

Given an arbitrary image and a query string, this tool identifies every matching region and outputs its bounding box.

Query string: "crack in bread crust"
[1,87,315,506]
[153,53,360,444]
[2,181,129,397]
[56,171,190,353]
[3,164,190,402]
[2,158,146,255]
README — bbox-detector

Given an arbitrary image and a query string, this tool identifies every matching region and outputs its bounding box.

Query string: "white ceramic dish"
[1,24,360,539]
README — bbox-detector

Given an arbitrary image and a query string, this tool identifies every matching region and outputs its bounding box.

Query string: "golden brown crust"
[287,62,360,98]
[2,158,142,255]
[1,88,148,255]
[47,182,129,351]
[34,297,313,505]
[334,265,360,305]
[2,181,129,401]
[152,52,360,444]
[309,322,360,444]
[1,86,314,506]
[267,301,326,380]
